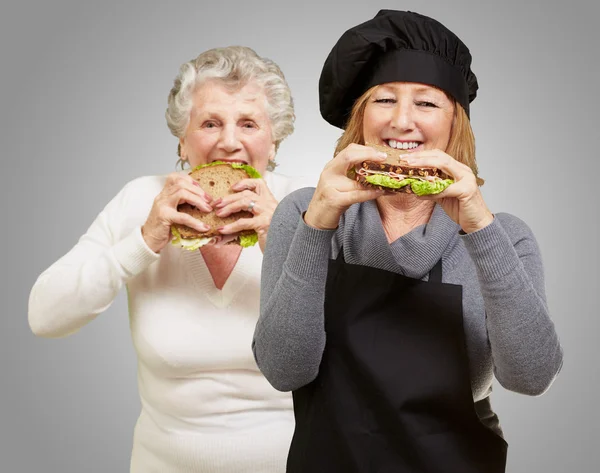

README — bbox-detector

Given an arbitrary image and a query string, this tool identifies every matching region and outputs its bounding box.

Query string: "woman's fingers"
[214,180,278,218]
[214,193,258,218]
[328,143,388,174]
[231,178,266,193]
[170,188,213,213]
[218,217,257,235]
[403,150,474,182]
[167,209,211,233]
[214,188,254,210]
[165,173,214,201]
[341,188,387,205]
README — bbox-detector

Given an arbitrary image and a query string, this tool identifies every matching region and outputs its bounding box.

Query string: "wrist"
[141,225,164,253]
[461,212,494,234]
[304,205,340,230]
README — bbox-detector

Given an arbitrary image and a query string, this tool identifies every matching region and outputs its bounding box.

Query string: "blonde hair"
[166,46,295,170]
[334,86,484,185]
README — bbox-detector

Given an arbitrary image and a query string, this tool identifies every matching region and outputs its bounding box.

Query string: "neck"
[376,194,436,242]
[200,245,243,290]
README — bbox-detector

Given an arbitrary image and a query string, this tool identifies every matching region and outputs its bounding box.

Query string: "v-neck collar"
[181,244,259,309]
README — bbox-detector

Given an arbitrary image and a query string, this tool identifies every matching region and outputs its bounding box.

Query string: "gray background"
[1,0,598,471]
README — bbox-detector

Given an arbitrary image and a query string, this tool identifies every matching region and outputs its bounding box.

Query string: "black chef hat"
[319,10,479,129]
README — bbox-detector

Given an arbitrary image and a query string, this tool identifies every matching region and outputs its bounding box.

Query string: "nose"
[219,124,242,152]
[391,100,415,131]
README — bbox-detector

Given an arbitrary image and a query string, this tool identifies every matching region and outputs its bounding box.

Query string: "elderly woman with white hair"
[28,46,306,473]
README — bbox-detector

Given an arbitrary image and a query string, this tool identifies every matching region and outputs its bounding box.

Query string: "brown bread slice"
[363,143,450,178]
[173,164,254,239]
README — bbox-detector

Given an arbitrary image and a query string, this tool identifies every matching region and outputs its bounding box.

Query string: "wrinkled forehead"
[192,79,268,109]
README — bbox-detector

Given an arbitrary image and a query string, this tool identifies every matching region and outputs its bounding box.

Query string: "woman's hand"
[213,178,278,252]
[405,149,494,233]
[304,144,388,230]
[142,173,213,253]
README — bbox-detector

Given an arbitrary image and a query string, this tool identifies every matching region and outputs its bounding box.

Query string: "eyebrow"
[378,84,445,96]
[195,110,263,122]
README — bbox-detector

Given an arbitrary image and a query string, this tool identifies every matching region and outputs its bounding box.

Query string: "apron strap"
[337,246,443,283]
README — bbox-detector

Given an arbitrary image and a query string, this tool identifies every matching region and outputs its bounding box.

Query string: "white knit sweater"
[28,171,309,472]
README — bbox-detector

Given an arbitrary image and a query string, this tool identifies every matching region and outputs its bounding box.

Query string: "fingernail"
[217,226,225,232]
[213,198,222,206]
[215,210,224,216]
[377,152,388,158]
[192,181,200,187]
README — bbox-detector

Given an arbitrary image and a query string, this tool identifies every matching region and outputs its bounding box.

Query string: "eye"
[415,101,438,108]
[374,98,396,104]
[241,121,258,129]
[202,121,219,128]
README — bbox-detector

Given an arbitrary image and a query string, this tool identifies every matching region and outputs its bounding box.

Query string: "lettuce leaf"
[239,233,258,248]
[190,161,262,179]
[364,174,412,189]
[170,227,213,250]
[410,179,453,196]
[364,175,453,195]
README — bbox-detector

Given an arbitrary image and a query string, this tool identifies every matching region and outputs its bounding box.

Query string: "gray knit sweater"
[253,187,563,405]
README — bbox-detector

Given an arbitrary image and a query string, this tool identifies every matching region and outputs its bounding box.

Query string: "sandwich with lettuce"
[171,161,260,250]
[351,143,453,196]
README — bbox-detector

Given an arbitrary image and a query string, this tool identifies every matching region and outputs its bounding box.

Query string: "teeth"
[387,140,419,149]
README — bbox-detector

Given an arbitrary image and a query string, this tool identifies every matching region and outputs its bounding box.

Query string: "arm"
[462,213,564,396]
[252,188,336,391]
[28,172,212,338]
[253,145,388,391]
[403,150,563,395]
[28,179,160,338]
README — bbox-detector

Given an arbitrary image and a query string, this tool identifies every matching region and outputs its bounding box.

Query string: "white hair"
[166,46,295,168]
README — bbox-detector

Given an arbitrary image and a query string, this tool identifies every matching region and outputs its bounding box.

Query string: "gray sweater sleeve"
[461,213,563,396]
[253,188,563,396]
[253,188,332,391]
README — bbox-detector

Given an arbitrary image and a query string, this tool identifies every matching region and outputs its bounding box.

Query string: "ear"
[179,137,187,160]
[267,140,276,161]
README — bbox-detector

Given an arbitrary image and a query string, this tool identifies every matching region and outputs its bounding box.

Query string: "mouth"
[385,139,422,151]
[211,158,249,165]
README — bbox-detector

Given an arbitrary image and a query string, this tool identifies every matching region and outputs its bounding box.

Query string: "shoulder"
[279,186,316,211]
[269,186,316,228]
[119,174,169,196]
[494,212,539,245]
[102,174,171,222]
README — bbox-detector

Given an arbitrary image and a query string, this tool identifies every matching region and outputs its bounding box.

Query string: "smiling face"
[179,80,275,174]
[362,82,455,153]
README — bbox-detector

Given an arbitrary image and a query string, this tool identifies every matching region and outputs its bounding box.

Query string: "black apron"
[287,249,508,473]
